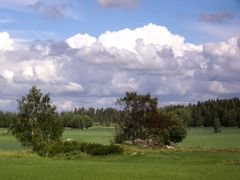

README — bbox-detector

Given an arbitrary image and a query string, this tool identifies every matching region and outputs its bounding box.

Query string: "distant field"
[63,127,115,145]
[0,127,240,180]
[179,127,240,148]
[0,129,24,150]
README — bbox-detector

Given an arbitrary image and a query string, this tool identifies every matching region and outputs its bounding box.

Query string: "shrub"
[103,144,123,155]
[168,115,187,143]
[80,143,123,156]
[34,140,123,157]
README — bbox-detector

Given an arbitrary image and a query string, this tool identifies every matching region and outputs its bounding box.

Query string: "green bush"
[34,140,123,157]
[168,115,187,143]
[80,143,123,156]
[103,144,123,155]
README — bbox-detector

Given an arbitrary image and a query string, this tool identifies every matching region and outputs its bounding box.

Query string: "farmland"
[0,127,240,179]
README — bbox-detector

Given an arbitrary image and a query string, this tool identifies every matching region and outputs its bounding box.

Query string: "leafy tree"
[116,92,157,142]
[115,92,187,145]
[10,86,63,149]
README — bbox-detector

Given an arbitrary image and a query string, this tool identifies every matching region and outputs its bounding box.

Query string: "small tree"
[116,92,158,142]
[213,117,221,133]
[115,92,187,145]
[10,86,63,150]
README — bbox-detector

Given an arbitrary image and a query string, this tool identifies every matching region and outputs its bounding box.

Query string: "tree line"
[1,98,240,129]
[162,98,240,128]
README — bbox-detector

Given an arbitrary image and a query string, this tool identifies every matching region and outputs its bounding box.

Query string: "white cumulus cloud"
[0,24,240,110]
[66,33,97,49]
[0,32,14,51]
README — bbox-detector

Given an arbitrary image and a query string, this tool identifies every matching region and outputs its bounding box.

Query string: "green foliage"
[34,140,81,157]
[189,98,240,127]
[162,98,240,128]
[33,139,123,157]
[60,112,93,129]
[79,143,123,156]
[115,92,187,145]
[0,111,17,128]
[74,107,122,126]
[115,92,158,142]
[9,86,63,150]
[168,115,187,143]
[213,117,221,133]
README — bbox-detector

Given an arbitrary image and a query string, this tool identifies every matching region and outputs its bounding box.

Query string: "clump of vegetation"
[10,86,63,152]
[115,92,187,146]
[80,143,123,156]
[213,117,221,133]
[35,140,123,157]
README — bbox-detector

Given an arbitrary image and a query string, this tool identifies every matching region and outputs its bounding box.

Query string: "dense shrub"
[168,115,187,143]
[34,140,123,157]
[81,143,123,156]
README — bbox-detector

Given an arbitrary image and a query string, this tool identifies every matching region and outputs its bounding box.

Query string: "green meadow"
[0,127,240,180]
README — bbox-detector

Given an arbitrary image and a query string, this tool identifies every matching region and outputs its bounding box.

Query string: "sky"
[0,0,240,111]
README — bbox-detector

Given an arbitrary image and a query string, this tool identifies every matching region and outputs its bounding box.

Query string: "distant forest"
[0,97,240,128]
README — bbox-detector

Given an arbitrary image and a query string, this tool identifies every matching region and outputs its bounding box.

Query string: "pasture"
[0,127,240,180]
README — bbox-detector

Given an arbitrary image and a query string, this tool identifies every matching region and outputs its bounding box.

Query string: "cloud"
[29,0,67,19]
[0,99,13,109]
[0,18,13,24]
[97,0,138,8]
[34,60,58,82]
[55,100,74,111]
[0,32,14,51]
[199,11,234,23]
[65,82,84,92]
[0,0,76,20]
[0,24,240,111]
[66,34,97,49]
[67,23,201,57]
[3,70,14,83]
[111,72,139,92]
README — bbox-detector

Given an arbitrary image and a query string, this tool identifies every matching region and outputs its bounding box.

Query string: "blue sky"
[0,0,240,111]
[1,0,240,42]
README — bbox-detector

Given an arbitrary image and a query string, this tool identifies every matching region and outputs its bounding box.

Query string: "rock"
[125,141,133,145]
[166,145,175,149]
[134,138,146,145]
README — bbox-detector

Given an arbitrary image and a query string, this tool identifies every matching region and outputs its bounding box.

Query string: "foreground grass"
[0,149,239,180]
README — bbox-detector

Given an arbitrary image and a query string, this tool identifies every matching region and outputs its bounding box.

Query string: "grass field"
[0,127,240,180]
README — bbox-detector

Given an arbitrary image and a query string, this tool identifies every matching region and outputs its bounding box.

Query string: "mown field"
[0,127,240,180]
